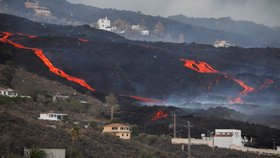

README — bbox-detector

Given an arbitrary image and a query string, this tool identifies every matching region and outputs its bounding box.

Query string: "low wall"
[171,138,213,147]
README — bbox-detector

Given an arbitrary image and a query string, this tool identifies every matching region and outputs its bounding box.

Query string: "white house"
[214,40,231,48]
[214,129,243,148]
[0,87,18,97]
[24,148,65,158]
[24,0,39,9]
[38,112,68,121]
[52,95,69,102]
[140,30,149,36]
[97,17,111,30]
[34,7,51,16]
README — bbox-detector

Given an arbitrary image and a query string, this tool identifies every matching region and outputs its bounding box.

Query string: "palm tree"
[25,147,46,158]
[68,127,79,158]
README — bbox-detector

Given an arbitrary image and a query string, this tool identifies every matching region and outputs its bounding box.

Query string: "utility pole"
[187,121,192,158]
[144,120,147,134]
[110,106,114,121]
[173,114,176,138]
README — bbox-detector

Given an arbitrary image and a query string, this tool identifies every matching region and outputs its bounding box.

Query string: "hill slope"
[0,0,277,47]
[1,13,280,115]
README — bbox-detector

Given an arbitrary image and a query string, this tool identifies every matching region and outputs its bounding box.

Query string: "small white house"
[52,95,69,102]
[214,129,243,148]
[97,17,111,30]
[0,87,18,97]
[24,148,65,158]
[38,112,68,121]
[34,7,51,16]
[214,40,231,48]
[140,30,150,36]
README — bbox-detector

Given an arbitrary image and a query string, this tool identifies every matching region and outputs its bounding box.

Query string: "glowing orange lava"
[121,95,165,104]
[78,38,89,43]
[228,97,244,104]
[151,109,168,121]
[255,79,274,92]
[180,58,219,73]
[0,32,95,91]
[180,58,254,104]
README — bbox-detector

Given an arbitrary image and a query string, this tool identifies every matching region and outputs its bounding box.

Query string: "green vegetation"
[137,150,155,158]
[0,61,15,87]
[24,147,46,158]
[0,96,29,105]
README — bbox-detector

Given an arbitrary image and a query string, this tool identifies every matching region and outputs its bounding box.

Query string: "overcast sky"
[66,0,280,27]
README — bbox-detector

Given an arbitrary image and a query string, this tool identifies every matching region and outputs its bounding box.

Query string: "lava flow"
[0,31,95,91]
[78,38,89,43]
[180,58,254,104]
[180,58,219,73]
[255,79,275,92]
[121,95,165,104]
[151,109,168,121]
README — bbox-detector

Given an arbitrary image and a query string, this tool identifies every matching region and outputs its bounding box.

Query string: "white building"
[214,40,231,48]
[34,7,51,17]
[277,146,280,151]
[38,112,68,121]
[131,25,141,30]
[24,148,65,158]
[140,30,150,36]
[52,95,69,102]
[24,0,39,9]
[97,17,111,30]
[0,87,18,97]
[214,129,243,148]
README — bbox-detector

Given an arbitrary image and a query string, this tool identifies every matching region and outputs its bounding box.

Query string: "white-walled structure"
[0,87,18,97]
[97,17,111,30]
[140,30,150,36]
[52,95,69,102]
[277,146,280,151]
[38,112,68,121]
[24,0,39,9]
[214,40,231,48]
[171,138,213,147]
[34,7,51,16]
[214,129,243,148]
[24,148,65,158]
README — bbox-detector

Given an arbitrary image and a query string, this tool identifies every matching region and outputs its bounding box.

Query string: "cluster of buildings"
[24,0,51,17]
[96,17,150,36]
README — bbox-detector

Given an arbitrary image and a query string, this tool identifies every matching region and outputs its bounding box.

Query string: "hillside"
[0,0,277,47]
[1,65,279,157]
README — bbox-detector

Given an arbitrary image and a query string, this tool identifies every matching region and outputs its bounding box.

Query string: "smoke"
[66,0,280,27]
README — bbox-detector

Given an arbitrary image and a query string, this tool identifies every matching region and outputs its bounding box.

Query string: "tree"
[68,127,79,158]
[178,33,185,43]
[105,93,119,120]
[153,21,165,36]
[25,147,46,158]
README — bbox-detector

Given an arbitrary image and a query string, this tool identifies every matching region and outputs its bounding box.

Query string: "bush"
[66,147,84,158]
[137,150,155,158]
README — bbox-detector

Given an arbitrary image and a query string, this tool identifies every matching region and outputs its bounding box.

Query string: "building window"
[122,134,124,136]
[126,134,129,136]
[112,127,118,130]
[120,127,123,130]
